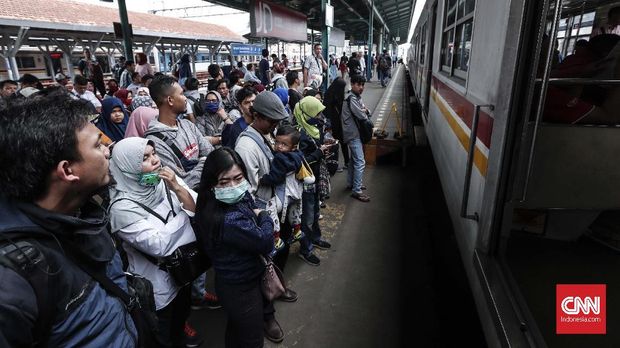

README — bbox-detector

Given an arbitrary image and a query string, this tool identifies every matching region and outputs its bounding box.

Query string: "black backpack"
[186,94,206,117]
[0,232,159,348]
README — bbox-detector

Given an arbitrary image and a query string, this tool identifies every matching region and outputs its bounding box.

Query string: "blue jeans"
[347,138,365,193]
[380,70,389,86]
[191,272,206,300]
[299,185,321,256]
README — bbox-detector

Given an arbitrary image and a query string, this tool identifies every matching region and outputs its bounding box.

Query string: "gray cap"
[252,91,288,120]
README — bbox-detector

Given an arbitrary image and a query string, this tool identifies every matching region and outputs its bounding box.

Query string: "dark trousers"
[299,187,321,255]
[340,141,350,165]
[274,216,292,272]
[156,285,191,348]
[216,276,275,348]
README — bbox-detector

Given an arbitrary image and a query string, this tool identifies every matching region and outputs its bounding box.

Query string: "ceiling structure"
[208,0,415,45]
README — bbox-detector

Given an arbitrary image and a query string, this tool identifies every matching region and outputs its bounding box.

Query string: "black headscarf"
[323,77,346,139]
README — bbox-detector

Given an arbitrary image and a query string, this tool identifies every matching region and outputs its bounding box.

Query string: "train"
[407,0,619,346]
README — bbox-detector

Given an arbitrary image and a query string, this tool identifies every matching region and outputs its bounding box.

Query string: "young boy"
[259,125,314,256]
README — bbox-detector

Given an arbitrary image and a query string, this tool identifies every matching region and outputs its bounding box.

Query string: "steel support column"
[321,0,330,91]
[118,0,133,60]
[367,0,374,81]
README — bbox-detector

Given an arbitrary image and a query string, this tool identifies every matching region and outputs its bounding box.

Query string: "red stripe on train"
[431,76,493,149]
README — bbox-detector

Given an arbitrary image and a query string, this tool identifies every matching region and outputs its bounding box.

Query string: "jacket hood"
[0,197,116,262]
[143,118,179,137]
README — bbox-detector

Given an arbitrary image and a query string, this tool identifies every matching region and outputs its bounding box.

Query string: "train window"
[420,24,427,65]
[441,0,475,79]
[16,56,35,69]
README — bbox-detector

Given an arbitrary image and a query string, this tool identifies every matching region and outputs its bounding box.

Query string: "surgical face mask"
[205,101,219,113]
[213,179,249,204]
[138,171,161,187]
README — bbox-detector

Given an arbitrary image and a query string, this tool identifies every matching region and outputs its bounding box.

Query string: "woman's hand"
[159,167,181,192]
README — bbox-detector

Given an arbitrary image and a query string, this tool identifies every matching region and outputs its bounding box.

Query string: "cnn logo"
[561,296,600,315]
[556,284,606,334]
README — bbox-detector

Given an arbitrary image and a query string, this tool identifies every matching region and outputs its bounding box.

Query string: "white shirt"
[72,90,102,110]
[359,56,366,72]
[116,180,198,310]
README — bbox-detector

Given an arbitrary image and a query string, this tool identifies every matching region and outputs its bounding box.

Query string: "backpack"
[187,94,206,117]
[346,95,373,144]
[266,76,284,92]
[379,56,390,70]
[0,232,159,348]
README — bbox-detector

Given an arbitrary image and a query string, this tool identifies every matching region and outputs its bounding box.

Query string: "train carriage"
[408,0,620,346]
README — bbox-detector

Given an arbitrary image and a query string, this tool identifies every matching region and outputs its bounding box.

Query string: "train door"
[423,3,437,115]
[487,0,620,346]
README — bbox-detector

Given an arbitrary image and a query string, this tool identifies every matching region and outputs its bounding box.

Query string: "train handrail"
[461,103,494,222]
[519,0,563,202]
[536,78,620,85]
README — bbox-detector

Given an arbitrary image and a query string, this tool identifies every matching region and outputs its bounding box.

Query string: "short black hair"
[208,64,220,78]
[125,60,135,67]
[262,49,269,57]
[131,72,140,80]
[247,63,254,70]
[107,78,118,84]
[141,74,153,84]
[216,79,229,89]
[185,77,200,91]
[149,75,178,106]
[235,86,256,103]
[286,71,299,86]
[237,61,243,68]
[0,80,17,89]
[74,75,88,86]
[229,73,240,86]
[350,74,366,85]
[0,94,90,201]
[276,125,301,145]
[314,43,321,49]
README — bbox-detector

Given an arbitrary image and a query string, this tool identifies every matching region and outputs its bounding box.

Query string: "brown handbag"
[259,255,286,301]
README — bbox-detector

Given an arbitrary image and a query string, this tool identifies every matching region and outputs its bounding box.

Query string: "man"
[127,72,142,96]
[234,91,294,344]
[119,60,136,89]
[207,63,224,91]
[216,79,236,112]
[286,70,303,113]
[303,44,328,89]
[0,79,17,98]
[358,51,366,78]
[54,73,68,86]
[72,75,101,113]
[0,93,137,346]
[17,74,40,98]
[112,56,126,82]
[244,63,262,84]
[341,74,371,202]
[78,49,105,97]
[347,52,363,78]
[259,49,271,86]
[222,86,256,148]
[378,49,392,87]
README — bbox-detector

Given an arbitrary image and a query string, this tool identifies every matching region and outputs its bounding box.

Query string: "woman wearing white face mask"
[108,137,198,347]
[195,147,285,346]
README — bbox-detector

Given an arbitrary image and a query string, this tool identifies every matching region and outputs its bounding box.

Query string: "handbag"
[347,96,374,144]
[259,254,285,301]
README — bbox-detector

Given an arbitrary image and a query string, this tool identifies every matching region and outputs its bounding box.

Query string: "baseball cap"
[252,91,288,120]
[18,74,39,84]
[55,73,67,81]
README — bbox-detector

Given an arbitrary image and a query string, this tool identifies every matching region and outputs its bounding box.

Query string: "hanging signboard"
[325,4,334,27]
[329,27,345,47]
[230,43,263,56]
[250,0,307,42]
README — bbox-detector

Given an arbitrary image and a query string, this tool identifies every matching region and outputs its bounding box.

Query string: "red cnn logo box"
[556,284,606,334]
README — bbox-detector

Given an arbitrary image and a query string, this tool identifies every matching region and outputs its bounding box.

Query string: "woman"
[109,137,198,347]
[195,147,283,346]
[272,87,291,117]
[196,91,234,145]
[135,52,154,78]
[137,86,150,97]
[323,77,348,169]
[178,53,192,86]
[125,106,159,138]
[271,63,288,90]
[114,88,133,110]
[95,97,129,143]
[293,96,332,265]
[131,95,156,111]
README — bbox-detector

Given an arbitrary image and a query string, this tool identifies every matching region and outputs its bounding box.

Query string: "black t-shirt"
[288,88,303,112]
[347,58,361,75]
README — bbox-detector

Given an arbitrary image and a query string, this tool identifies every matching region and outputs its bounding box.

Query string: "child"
[259,125,314,256]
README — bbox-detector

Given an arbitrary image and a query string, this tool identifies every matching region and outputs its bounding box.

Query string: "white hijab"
[108,137,166,231]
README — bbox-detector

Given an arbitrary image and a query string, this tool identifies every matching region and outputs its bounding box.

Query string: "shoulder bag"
[346,96,374,144]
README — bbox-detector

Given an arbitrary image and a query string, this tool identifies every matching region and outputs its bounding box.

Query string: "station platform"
[189,67,486,347]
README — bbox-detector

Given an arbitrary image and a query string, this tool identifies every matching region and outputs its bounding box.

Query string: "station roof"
[0,0,245,46]
[209,0,414,45]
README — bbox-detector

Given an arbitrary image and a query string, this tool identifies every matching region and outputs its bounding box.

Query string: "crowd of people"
[0,45,378,347]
